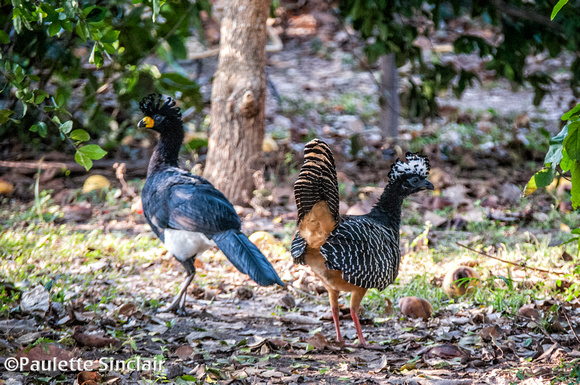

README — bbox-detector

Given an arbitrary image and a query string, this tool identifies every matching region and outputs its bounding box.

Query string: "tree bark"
[379,54,399,138]
[204,0,270,205]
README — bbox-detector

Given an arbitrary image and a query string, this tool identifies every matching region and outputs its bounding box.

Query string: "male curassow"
[291,139,433,346]
[138,94,284,314]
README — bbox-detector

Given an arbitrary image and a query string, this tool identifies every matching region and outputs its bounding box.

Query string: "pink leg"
[332,306,343,342]
[350,307,367,346]
[328,289,342,342]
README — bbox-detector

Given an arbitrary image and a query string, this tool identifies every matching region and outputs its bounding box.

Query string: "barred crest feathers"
[294,139,339,225]
[388,152,430,182]
[139,94,182,120]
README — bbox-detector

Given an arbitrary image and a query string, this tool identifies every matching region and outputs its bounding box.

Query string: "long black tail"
[213,229,284,287]
[294,139,339,226]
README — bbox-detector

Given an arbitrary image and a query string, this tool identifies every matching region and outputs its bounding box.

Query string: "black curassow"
[291,139,433,346]
[138,94,284,314]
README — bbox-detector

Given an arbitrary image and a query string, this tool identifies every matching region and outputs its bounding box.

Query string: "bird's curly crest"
[139,94,181,120]
[388,152,430,181]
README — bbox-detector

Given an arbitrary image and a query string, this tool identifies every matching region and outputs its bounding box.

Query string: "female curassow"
[138,94,284,314]
[291,139,433,346]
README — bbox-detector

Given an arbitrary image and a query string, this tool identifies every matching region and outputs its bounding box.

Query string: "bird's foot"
[159,296,189,316]
[159,302,188,316]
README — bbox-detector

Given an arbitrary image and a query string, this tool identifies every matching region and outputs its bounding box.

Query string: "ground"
[1,8,580,385]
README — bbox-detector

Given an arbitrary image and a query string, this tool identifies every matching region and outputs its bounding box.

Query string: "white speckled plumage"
[388,153,430,182]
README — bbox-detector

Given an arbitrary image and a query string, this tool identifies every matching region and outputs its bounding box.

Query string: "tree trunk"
[204,0,270,205]
[379,54,399,138]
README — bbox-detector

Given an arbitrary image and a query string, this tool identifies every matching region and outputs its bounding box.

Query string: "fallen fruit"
[82,174,110,193]
[399,296,433,321]
[443,266,480,296]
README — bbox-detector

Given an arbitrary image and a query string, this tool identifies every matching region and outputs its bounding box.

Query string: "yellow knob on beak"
[138,116,154,128]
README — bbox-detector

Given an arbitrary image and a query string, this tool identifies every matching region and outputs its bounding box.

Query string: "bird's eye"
[411,177,419,183]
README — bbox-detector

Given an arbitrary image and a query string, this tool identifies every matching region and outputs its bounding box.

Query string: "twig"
[561,306,580,345]
[456,242,566,276]
[0,159,148,174]
[287,284,320,300]
[518,313,559,346]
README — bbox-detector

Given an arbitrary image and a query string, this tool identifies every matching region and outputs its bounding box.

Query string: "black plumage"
[139,94,284,314]
[291,139,433,345]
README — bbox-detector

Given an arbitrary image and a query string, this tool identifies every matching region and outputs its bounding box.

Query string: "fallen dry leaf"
[15,344,75,370]
[425,344,469,360]
[77,371,102,385]
[63,204,93,222]
[306,333,330,350]
[368,354,389,374]
[73,328,120,348]
[117,302,138,317]
[20,285,50,316]
[174,345,194,359]
[277,293,296,309]
[518,304,541,320]
[280,313,322,324]
[479,325,502,341]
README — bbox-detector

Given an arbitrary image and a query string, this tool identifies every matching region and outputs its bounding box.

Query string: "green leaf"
[0,30,9,44]
[167,35,187,60]
[30,122,48,138]
[562,102,580,120]
[158,72,199,90]
[100,29,120,44]
[48,21,60,37]
[523,167,555,197]
[70,129,90,141]
[13,65,24,84]
[78,144,107,160]
[152,0,160,22]
[0,109,14,125]
[564,121,580,161]
[75,22,89,41]
[34,90,49,104]
[544,125,568,167]
[75,151,93,171]
[551,0,568,20]
[84,6,106,23]
[59,120,73,134]
[571,160,580,209]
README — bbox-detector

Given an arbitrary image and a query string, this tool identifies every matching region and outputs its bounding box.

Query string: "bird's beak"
[138,116,154,128]
[422,180,435,191]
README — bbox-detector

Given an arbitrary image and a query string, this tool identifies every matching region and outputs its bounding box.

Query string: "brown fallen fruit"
[399,296,433,321]
[443,266,480,296]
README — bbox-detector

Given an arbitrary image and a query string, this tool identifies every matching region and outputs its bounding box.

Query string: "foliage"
[525,105,580,209]
[339,0,580,119]
[0,0,208,169]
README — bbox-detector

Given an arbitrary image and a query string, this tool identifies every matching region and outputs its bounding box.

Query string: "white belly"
[164,229,216,261]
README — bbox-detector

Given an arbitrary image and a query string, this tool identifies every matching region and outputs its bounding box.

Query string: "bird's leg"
[350,307,366,346]
[349,288,369,347]
[161,274,194,314]
[328,289,342,342]
[161,256,196,315]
